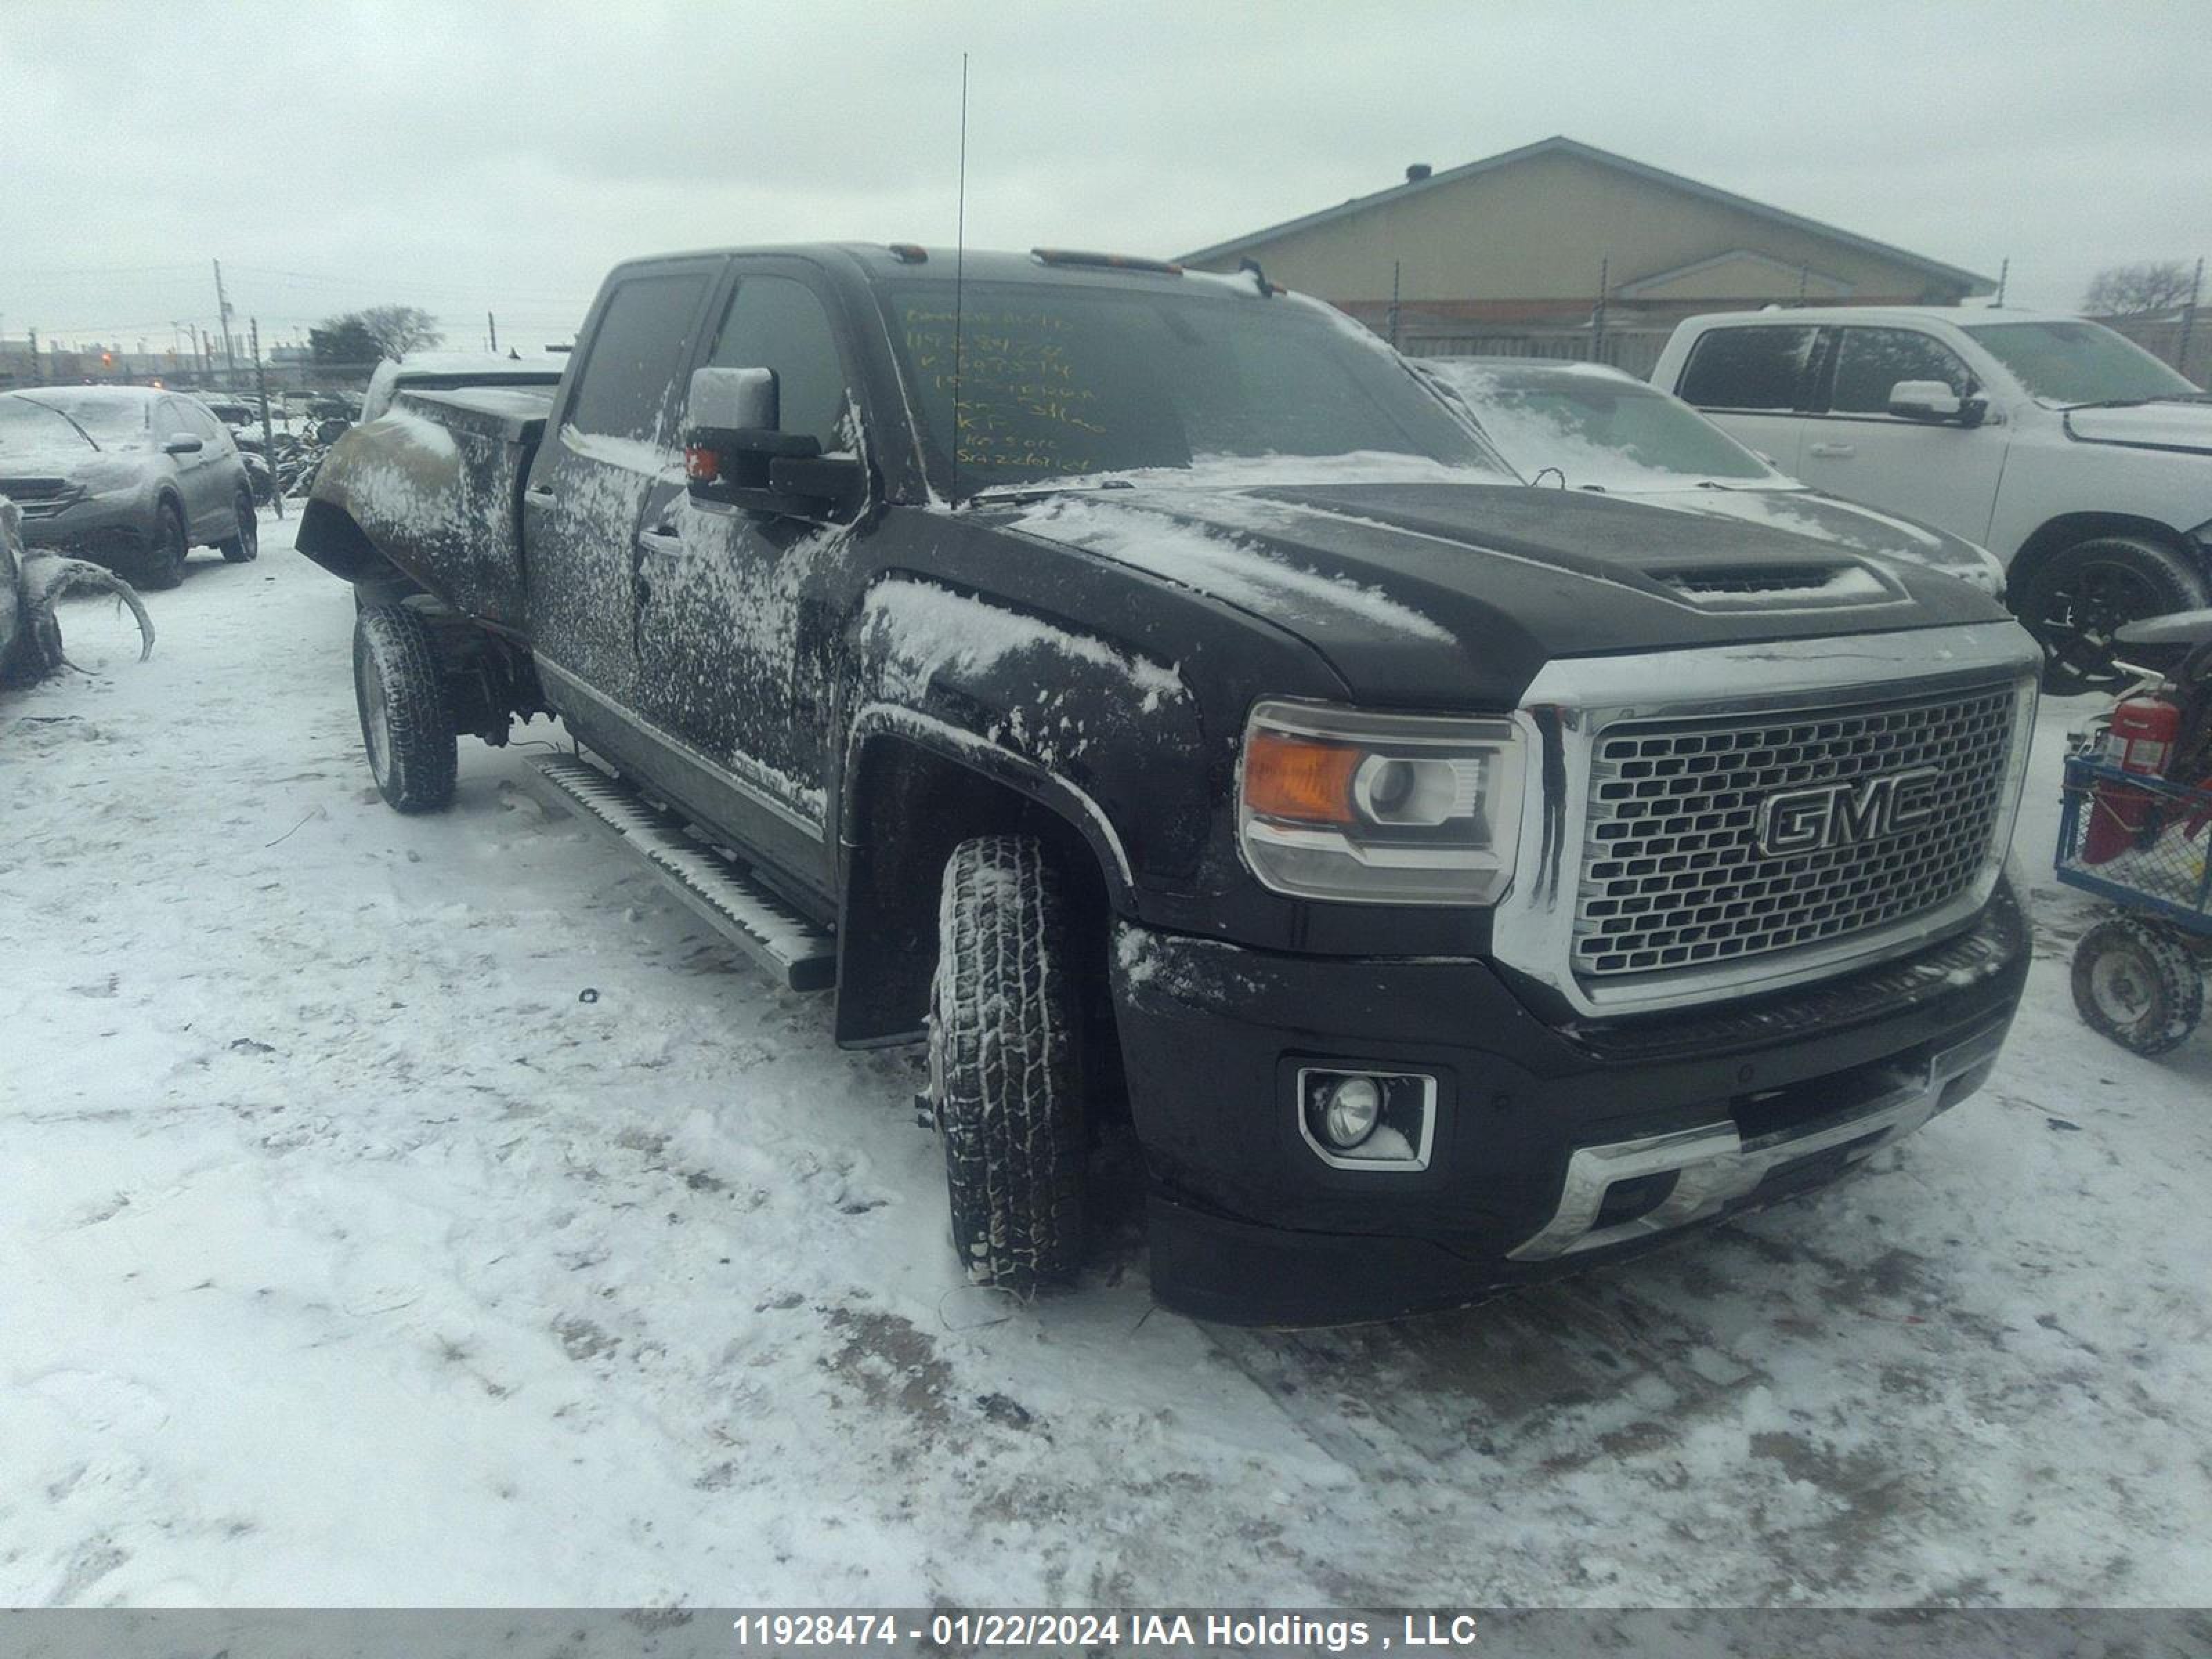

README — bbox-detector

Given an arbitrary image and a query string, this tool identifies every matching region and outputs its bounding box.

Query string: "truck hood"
[2063,400,2212,456]
[1000,482,2009,706]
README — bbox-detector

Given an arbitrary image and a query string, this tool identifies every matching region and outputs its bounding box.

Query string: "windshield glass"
[6,391,150,445]
[1960,319,2197,405]
[885,280,1506,494]
[1427,362,1773,487]
[0,395,100,451]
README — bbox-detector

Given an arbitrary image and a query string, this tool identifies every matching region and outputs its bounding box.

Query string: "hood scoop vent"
[1644,561,1896,611]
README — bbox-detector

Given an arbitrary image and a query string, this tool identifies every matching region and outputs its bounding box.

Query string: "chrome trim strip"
[536,656,827,841]
[1493,621,2041,1018]
[1508,1018,2007,1261]
[1293,1067,1439,1172]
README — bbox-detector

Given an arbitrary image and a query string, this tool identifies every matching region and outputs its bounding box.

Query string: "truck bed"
[298,385,554,630]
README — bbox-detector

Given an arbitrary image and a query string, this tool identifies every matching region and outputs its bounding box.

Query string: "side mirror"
[1886,379,1985,427]
[688,364,780,440]
[684,364,863,520]
[163,434,203,455]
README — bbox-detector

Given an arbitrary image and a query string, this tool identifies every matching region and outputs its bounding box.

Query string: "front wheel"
[928,835,1088,1291]
[2019,535,2206,695]
[136,500,188,590]
[218,489,258,562]
[2071,916,2202,1056]
[352,604,456,813]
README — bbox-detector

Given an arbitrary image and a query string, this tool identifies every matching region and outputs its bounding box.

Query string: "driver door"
[1793,326,2010,545]
[635,262,865,856]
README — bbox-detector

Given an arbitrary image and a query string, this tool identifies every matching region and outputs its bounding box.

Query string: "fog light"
[1297,1067,1438,1172]
[1320,1075,1382,1147]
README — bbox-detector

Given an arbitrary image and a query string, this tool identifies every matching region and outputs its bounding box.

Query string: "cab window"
[704,274,852,453]
[1676,326,1821,411]
[1827,328,1974,415]
[567,272,712,445]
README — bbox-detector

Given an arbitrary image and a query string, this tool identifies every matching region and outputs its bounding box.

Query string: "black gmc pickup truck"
[298,243,2040,1325]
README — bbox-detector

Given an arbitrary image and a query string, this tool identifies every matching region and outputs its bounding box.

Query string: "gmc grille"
[1574,682,2019,980]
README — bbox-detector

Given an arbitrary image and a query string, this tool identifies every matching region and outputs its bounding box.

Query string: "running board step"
[527,753,836,991]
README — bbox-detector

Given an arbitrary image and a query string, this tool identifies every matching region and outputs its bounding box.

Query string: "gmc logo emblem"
[1755,765,1942,858]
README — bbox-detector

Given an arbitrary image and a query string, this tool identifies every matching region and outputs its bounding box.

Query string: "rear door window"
[566,272,713,445]
[1676,326,1821,411]
[1826,327,1975,414]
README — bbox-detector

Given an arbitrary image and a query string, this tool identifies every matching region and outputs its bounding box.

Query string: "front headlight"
[1237,700,1524,905]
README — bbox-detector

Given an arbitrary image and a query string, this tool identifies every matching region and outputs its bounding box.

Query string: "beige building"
[1181,136,1993,370]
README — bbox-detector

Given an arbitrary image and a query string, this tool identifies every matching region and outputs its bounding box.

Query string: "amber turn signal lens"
[1244,729,1360,825]
[684,445,719,482]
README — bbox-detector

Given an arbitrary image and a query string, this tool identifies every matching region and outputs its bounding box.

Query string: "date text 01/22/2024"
[727,1612,1485,1651]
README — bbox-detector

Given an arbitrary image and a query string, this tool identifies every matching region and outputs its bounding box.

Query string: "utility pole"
[487,310,498,353]
[1387,263,1400,350]
[2177,256,2204,384]
[1593,257,1610,363]
[250,317,285,521]
[213,259,237,377]
[1993,257,2009,308]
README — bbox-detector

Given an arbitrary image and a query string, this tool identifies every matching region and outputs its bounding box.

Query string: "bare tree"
[2082,261,2195,317]
[354,304,444,357]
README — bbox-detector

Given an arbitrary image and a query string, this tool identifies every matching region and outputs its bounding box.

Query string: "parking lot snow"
[3,517,2209,1606]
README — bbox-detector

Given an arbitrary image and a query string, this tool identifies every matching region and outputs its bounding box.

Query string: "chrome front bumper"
[1508,1015,2009,1262]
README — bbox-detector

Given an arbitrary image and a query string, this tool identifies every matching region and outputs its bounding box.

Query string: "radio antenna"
[950,51,970,507]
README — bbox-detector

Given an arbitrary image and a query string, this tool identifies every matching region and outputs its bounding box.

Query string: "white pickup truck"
[1651,307,2212,691]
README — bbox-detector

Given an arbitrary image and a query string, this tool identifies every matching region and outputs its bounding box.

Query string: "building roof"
[1179,135,1996,295]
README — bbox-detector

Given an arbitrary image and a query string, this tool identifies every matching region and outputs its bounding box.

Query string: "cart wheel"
[2071,917,2203,1056]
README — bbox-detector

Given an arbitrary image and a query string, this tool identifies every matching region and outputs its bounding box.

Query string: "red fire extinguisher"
[2083,693,2182,863]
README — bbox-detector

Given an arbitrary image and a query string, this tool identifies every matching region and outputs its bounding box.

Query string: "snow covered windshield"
[0,395,100,451]
[886,281,1504,494]
[1960,319,2198,406]
[1426,362,1772,489]
[3,391,148,446]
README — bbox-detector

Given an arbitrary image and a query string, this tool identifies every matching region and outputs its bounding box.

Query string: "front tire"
[136,500,188,590]
[352,604,456,813]
[2019,534,2206,695]
[2072,916,2202,1056]
[928,835,1088,1291]
[218,489,259,562]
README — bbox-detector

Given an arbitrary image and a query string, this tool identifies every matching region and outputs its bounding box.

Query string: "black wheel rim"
[2040,558,2166,688]
[156,511,185,575]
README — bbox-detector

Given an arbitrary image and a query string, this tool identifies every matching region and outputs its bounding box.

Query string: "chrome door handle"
[637,527,682,552]
[1808,442,1856,458]
[524,483,556,503]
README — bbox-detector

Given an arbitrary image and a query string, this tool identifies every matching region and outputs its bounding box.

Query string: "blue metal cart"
[2056,755,2212,1054]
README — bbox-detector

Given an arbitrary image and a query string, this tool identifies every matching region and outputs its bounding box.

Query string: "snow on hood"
[2064,400,2212,456]
[0,443,107,478]
[994,480,2000,707]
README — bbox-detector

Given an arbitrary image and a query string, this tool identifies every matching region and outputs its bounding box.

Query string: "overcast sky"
[3,0,2206,353]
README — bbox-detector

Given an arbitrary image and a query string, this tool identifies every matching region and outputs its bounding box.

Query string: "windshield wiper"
[12,395,101,450]
[964,478,1136,507]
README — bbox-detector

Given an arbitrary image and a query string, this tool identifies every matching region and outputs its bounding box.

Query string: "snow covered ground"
[3,514,2209,1608]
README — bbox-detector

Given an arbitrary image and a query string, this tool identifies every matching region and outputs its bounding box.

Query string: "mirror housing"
[163,433,203,455]
[684,364,863,520]
[1887,379,1987,427]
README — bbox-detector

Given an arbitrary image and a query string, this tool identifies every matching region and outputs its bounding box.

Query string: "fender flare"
[839,701,1135,904]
